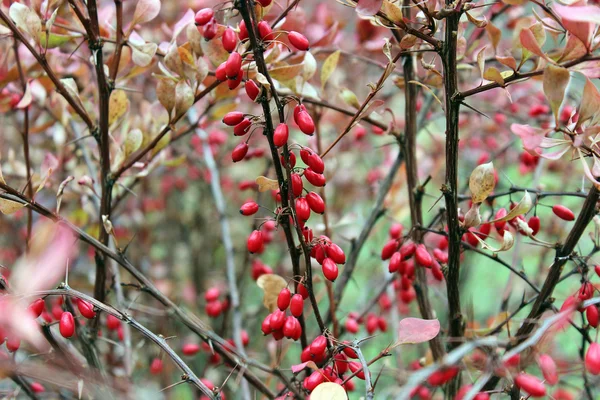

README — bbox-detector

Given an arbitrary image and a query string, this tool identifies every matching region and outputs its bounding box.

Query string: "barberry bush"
[1,0,600,398]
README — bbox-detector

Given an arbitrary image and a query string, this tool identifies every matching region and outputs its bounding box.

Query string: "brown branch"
[109,0,124,82]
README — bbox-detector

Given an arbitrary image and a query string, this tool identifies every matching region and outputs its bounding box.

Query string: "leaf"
[543,65,570,126]
[9,3,41,43]
[0,164,5,185]
[108,90,129,126]
[151,132,171,157]
[466,11,487,28]
[0,199,26,215]
[156,77,177,116]
[130,42,157,67]
[256,274,287,312]
[311,383,348,400]
[576,77,600,130]
[174,80,194,117]
[399,34,417,50]
[356,0,383,16]
[291,361,318,373]
[409,81,443,108]
[382,0,403,24]
[553,3,600,24]
[321,50,340,89]
[340,88,360,109]
[40,32,76,49]
[497,55,517,71]
[202,37,230,67]
[472,230,514,252]
[255,176,279,192]
[269,64,304,82]
[124,129,143,157]
[490,191,532,223]
[393,318,440,347]
[303,51,317,80]
[476,46,488,82]
[483,67,505,86]
[15,81,32,109]
[164,44,184,77]
[520,25,547,61]
[485,22,501,51]
[132,0,161,25]
[469,162,495,203]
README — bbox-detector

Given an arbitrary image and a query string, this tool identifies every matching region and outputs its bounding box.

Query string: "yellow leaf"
[255,176,279,192]
[151,132,171,157]
[382,0,403,24]
[340,88,360,109]
[483,67,505,86]
[257,274,288,312]
[311,383,348,400]
[321,50,340,89]
[466,11,487,28]
[269,64,304,82]
[0,198,26,215]
[108,90,129,126]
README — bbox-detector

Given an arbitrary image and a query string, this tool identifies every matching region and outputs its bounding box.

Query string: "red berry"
[270,310,286,331]
[257,0,272,6]
[415,244,433,268]
[586,342,600,375]
[245,80,260,101]
[277,288,291,311]
[227,68,243,89]
[225,52,242,79]
[322,258,339,281]
[106,314,121,330]
[182,343,201,356]
[389,223,403,239]
[310,335,327,355]
[233,118,252,136]
[59,311,75,338]
[149,358,163,375]
[400,242,416,260]
[205,300,222,317]
[587,305,599,328]
[282,315,296,338]
[537,354,558,385]
[194,8,214,26]
[6,337,20,352]
[326,242,345,264]
[348,361,365,379]
[261,314,273,335]
[222,27,237,53]
[306,192,325,214]
[215,62,227,81]
[494,208,508,234]
[28,299,45,318]
[381,240,398,260]
[528,216,541,236]
[291,173,303,197]
[515,373,546,397]
[77,299,96,319]
[303,370,324,391]
[232,142,249,162]
[257,21,274,41]
[30,382,44,393]
[288,31,310,51]
[296,110,315,135]
[240,201,259,216]
[247,230,264,253]
[298,282,309,299]
[295,197,311,221]
[239,21,248,41]
[202,20,217,40]
[204,287,220,302]
[345,318,359,333]
[304,168,326,187]
[366,315,378,334]
[223,111,245,126]
[273,123,289,147]
[427,367,459,386]
[290,294,304,317]
[552,204,575,221]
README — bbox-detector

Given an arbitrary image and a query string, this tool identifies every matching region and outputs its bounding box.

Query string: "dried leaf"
[130,42,157,67]
[490,191,532,223]
[393,318,440,347]
[485,22,501,51]
[383,0,403,24]
[256,274,287,312]
[269,64,304,82]
[156,77,177,116]
[469,162,495,203]
[174,80,194,117]
[0,164,5,185]
[472,230,514,252]
[0,198,26,215]
[124,129,143,157]
[15,81,32,109]
[132,0,161,25]
[399,34,417,50]
[543,65,570,126]
[255,176,279,192]
[311,383,348,400]
[321,50,340,89]
[291,361,318,373]
[476,46,488,82]
[9,3,41,43]
[466,11,487,28]
[108,90,129,126]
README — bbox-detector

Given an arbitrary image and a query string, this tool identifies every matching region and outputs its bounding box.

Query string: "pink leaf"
[356,0,383,16]
[394,318,440,346]
[554,3,600,24]
[511,124,550,152]
[519,28,547,59]
[291,360,318,373]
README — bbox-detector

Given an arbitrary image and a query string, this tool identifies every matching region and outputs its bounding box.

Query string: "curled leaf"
[256,273,287,312]
[472,230,514,252]
[256,176,279,192]
[490,191,532,223]
[291,361,318,373]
